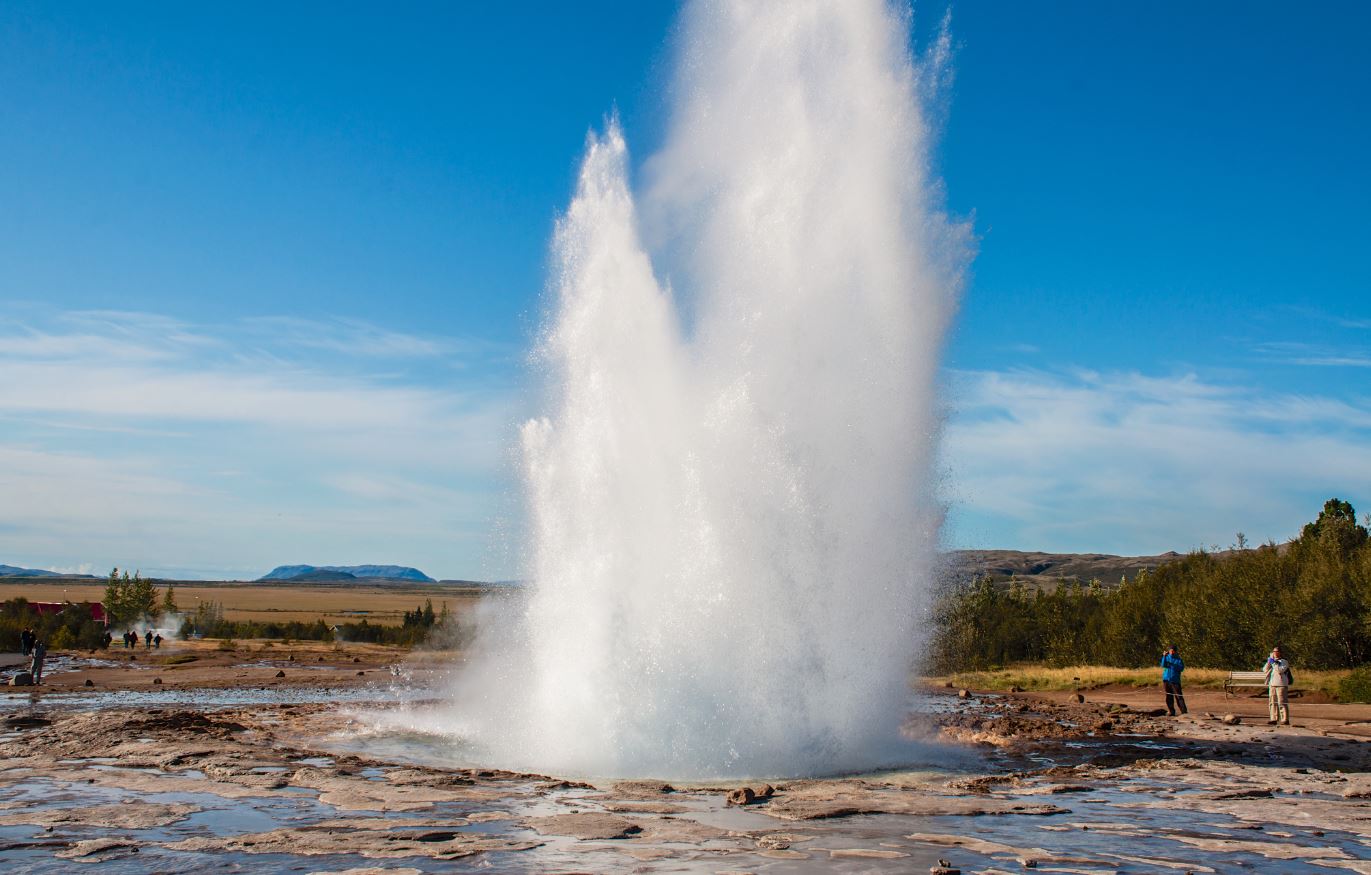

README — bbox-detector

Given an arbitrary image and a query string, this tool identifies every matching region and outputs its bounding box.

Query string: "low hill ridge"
[945,548,1191,588]
[0,564,65,578]
[258,564,435,583]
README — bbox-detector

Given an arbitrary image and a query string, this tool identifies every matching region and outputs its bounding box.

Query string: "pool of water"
[0,683,434,712]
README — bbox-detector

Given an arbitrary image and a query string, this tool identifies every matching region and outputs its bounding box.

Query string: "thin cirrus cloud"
[0,309,525,579]
[943,368,1371,556]
[1253,340,1371,369]
[6,308,1370,577]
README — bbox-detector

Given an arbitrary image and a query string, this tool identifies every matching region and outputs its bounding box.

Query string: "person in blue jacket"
[1160,644,1187,716]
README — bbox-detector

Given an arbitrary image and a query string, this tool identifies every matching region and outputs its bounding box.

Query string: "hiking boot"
[1267,720,1278,725]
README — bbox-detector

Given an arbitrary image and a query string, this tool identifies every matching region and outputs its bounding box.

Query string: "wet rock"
[353,657,361,663]
[610,780,676,796]
[275,670,286,678]
[153,677,163,684]
[55,837,140,860]
[522,812,642,840]
[1207,787,1274,799]
[727,786,755,805]
[288,654,295,661]
[727,783,775,805]
[0,802,198,829]
[1074,693,1085,703]
[756,833,811,850]
[958,688,971,699]
[84,679,94,687]
[1222,714,1242,725]
[357,671,366,676]
[7,672,33,686]
[167,828,538,860]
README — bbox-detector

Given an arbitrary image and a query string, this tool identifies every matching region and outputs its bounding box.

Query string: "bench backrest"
[1227,671,1267,682]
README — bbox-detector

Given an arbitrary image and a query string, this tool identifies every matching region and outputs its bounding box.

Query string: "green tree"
[126,571,157,621]
[162,586,178,616]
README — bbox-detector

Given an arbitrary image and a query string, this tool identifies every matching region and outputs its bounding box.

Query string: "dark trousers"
[1164,680,1187,715]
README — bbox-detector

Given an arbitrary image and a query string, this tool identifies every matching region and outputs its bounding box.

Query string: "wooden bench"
[1224,671,1268,697]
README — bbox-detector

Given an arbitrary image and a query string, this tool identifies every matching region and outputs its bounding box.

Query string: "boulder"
[1222,713,1242,725]
[727,787,755,806]
[8,672,33,686]
[1073,693,1085,703]
[153,678,163,685]
[726,784,774,806]
[958,689,971,699]
[84,679,94,687]
[275,670,286,678]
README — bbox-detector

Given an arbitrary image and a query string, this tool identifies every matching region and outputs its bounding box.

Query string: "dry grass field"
[0,580,487,626]
[931,664,1353,698]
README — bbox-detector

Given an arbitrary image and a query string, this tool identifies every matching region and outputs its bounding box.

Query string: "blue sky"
[2,1,1368,579]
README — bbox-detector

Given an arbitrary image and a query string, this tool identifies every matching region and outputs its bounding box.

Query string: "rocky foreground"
[1,676,1370,873]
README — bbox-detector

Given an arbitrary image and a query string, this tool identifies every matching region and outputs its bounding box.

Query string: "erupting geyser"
[460,0,967,778]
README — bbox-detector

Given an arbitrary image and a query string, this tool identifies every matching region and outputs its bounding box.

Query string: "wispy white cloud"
[0,309,525,579]
[238,315,472,359]
[943,368,1371,555]
[1252,340,1371,369]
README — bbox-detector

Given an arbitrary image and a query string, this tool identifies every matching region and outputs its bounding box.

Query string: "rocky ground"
[1,650,1369,873]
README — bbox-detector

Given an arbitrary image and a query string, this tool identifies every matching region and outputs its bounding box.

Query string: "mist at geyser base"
[452,0,967,779]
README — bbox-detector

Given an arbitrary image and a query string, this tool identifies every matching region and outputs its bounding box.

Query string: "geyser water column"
[464,0,965,779]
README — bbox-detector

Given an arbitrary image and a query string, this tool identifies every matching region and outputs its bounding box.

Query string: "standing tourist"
[30,639,46,684]
[1160,644,1187,716]
[144,630,153,650]
[1264,646,1292,726]
[21,627,35,656]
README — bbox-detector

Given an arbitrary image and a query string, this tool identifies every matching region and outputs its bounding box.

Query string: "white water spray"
[459,0,965,779]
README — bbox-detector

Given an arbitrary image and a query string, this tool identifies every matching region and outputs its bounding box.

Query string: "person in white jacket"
[1263,646,1292,726]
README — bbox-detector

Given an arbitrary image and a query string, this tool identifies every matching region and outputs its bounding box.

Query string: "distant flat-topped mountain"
[0,564,65,578]
[258,564,435,583]
[944,549,1186,588]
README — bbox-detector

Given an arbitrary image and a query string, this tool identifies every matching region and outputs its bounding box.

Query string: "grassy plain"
[0,580,485,626]
[933,663,1353,699]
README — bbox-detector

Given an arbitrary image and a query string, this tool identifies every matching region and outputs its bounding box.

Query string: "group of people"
[18,628,47,684]
[121,629,162,649]
[1159,644,1294,725]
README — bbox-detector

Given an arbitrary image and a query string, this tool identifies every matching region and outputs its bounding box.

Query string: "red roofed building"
[28,602,107,626]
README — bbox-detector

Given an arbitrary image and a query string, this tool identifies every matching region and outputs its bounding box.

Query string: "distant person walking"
[153,633,162,649]
[1264,646,1292,726]
[30,639,46,684]
[20,628,35,656]
[1160,644,1187,716]
[144,630,153,650]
